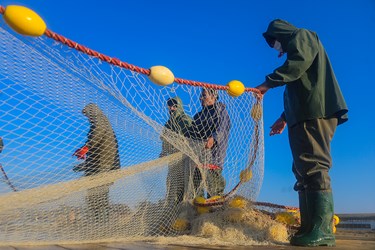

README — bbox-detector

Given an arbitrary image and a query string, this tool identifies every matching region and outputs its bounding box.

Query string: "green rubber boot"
[291,190,335,247]
[290,191,310,244]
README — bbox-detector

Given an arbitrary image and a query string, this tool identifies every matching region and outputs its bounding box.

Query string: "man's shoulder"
[293,28,317,40]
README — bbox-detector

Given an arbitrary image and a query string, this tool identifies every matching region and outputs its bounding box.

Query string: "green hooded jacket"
[160,97,192,156]
[73,103,121,176]
[263,19,348,126]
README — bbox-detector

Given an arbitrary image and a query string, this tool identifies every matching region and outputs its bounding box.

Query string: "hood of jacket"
[168,96,184,118]
[263,19,298,50]
[82,103,106,124]
[165,97,192,130]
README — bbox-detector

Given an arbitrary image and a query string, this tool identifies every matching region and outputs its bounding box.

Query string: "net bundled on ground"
[0,11,293,245]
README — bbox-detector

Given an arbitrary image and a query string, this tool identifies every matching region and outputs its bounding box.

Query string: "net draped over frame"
[0,20,268,244]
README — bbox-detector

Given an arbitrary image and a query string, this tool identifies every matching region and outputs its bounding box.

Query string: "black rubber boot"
[290,191,310,244]
[291,190,335,247]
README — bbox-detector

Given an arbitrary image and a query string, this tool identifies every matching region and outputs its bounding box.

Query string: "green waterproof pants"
[288,118,337,191]
[192,144,225,198]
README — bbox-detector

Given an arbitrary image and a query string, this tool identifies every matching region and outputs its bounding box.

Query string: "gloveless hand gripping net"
[0,15,281,245]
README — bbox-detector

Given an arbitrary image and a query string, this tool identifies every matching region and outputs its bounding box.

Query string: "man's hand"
[73,146,89,160]
[205,137,215,149]
[270,117,287,136]
[255,81,271,95]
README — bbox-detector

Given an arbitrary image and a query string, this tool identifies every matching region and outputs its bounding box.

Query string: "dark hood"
[263,19,298,49]
[165,96,192,131]
[167,96,185,119]
[82,103,107,125]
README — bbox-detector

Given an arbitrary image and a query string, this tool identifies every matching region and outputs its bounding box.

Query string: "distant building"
[337,213,375,230]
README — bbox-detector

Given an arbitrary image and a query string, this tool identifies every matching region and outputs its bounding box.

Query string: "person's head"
[167,98,179,114]
[82,103,104,123]
[263,19,298,55]
[200,88,218,107]
[263,34,284,56]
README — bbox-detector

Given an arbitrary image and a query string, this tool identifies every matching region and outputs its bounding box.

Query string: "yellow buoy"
[148,66,175,86]
[251,102,262,121]
[286,208,299,213]
[228,196,248,208]
[194,196,210,214]
[172,218,190,231]
[333,214,340,225]
[332,214,339,234]
[3,5,46,36]
[268,224,289,242]
[275,212,298,225]
[194,196,206,205]
[239,169,252,183]
[227,80,245,97]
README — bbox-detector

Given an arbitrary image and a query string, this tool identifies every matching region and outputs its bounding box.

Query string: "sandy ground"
[0,230,374,250]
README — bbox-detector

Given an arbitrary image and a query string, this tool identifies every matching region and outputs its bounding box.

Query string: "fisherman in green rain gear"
[256,19,348,247]
[160,97,192,205]
[73,103,121,223]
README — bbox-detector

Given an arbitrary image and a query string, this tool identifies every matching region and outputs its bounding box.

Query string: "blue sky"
[2,0,374,213]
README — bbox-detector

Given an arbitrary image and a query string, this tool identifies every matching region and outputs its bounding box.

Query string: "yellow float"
[275,211,299,225]
[240,169,252,183]
[148,65,175,86]
[194,196,210,214]
[332,214,340,234]
[228,196,248,208]
[227,80,245,97]
[3,5,46,36]
[172,218,190,231]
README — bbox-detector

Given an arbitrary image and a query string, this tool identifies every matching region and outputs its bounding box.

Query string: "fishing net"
[0,10,295,245]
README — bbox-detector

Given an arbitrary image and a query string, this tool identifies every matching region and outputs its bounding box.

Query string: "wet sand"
[0,230,374,250]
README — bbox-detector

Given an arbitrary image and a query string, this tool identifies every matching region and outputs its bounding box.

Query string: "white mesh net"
[0,19,287,245]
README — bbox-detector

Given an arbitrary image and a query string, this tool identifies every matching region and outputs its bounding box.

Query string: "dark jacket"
[263,19,348,126]
[0,137,3,153]
[191,102,231,168]
[160,97,192,156]
[73,103,120,176]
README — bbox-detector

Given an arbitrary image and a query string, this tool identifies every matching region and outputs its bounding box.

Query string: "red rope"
[44,29,151,75]
[44,28,260,93]
[175,78,228,90]
[0,5,260,94]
